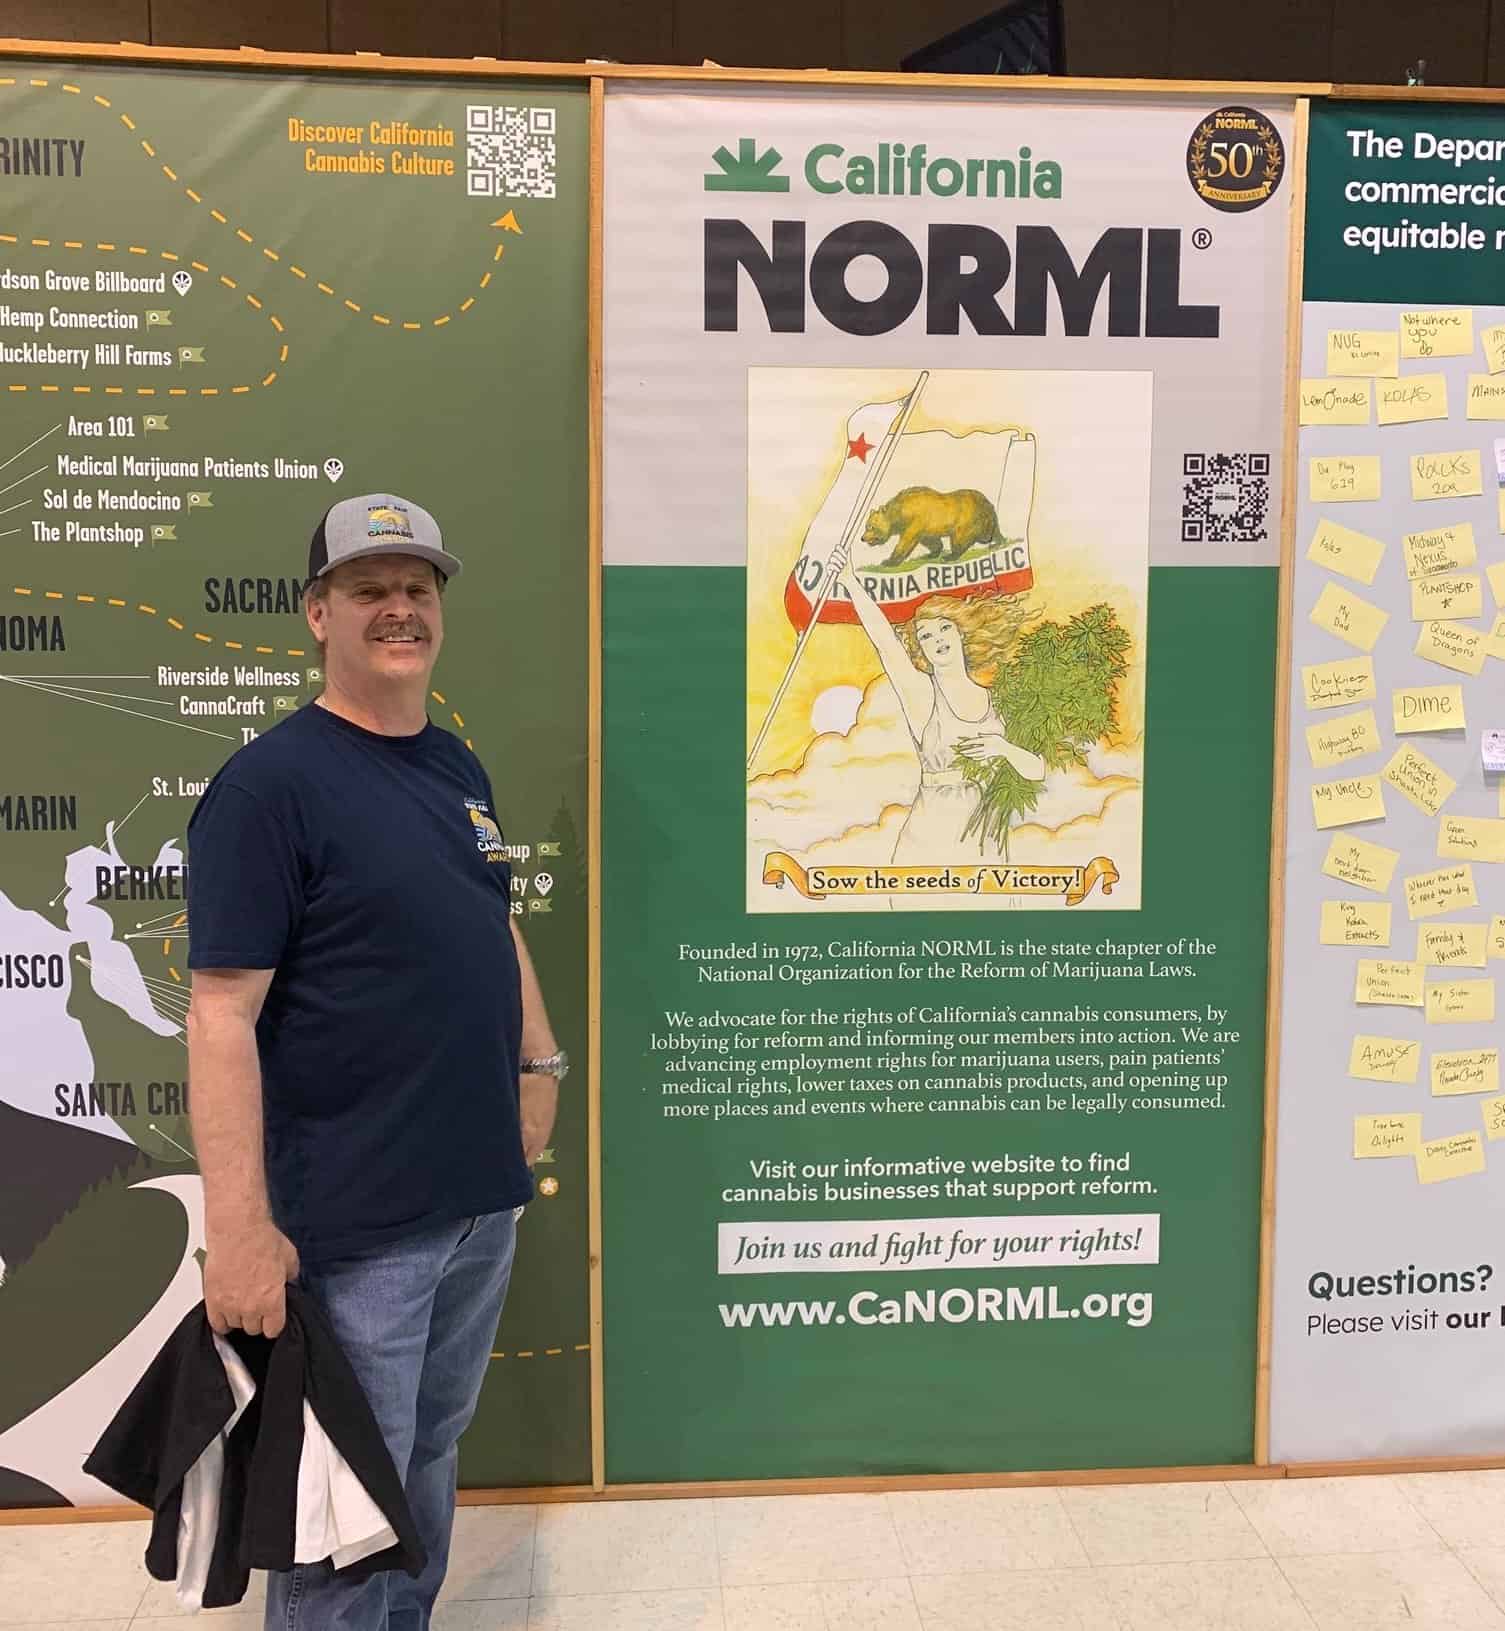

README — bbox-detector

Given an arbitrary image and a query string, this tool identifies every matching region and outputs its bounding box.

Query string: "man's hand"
[520,1074,559,1165]
[203,1218,300,1339]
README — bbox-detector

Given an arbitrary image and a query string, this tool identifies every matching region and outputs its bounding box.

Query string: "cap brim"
[312,540,462,581]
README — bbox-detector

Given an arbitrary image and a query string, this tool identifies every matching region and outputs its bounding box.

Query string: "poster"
[603,85,1293,1481]
[0,59,590,1505]
[1270,101,1505,1464]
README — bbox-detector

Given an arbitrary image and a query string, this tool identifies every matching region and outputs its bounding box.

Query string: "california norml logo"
[705,135,1062,199]
[1186,105,1284,213]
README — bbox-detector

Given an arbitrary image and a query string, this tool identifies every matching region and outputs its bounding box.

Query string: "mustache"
[367,618,430,640]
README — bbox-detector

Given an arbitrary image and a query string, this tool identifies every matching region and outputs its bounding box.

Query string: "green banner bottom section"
[600,566,1277,1483]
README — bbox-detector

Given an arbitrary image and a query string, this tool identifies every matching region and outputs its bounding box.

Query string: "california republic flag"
[783,386,1036,633]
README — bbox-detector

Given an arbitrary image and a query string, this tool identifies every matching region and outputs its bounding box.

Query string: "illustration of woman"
[838,560,1044,863]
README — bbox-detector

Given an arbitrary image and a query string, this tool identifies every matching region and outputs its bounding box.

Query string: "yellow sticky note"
[1378,372,1449,425]
[1499,487,1505,534]
[1310,583,1389,653]
[1355,1113,1422,1158]
[1418,922,1489,968]
[1489,562,1505,608]
[1313,774,1386,829]
[1322,900,1392,947]
[1308,709,1382,769]
[1414,620,1487,677]
[1431,1047,1500,1095]
[1404,863,1479,920]
[1467,374,1505,419]
[1411,450,1483,501]
[1299,378,1373,426]
[1403,522,1476,580]
[1400,308,1474,358]
[1349,1035,1421,1083]
[1426,978,1496,1023]
[1328,329,1399,376]
[1393,686,1466,734]
[1411,574,1483,622]
[1416,1130,1486,1182]
[1383,743,1457,817]
[1308,519,1386,585]
[1483,1094,1505,1139]
[1312,455,1383,503]
[1483,611,1505,661]
[1490,916,1505,958]
[1324,833,1402,894]
[1303,656,1377,710]
[1438,815,1505,864]
[1357,960,1425,1006]
[1484,324,1505,374]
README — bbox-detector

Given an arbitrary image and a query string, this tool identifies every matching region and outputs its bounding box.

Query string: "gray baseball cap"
[307,493,463,584]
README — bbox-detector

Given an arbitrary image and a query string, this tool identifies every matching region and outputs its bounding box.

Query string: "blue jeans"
[265,1209,517,1631]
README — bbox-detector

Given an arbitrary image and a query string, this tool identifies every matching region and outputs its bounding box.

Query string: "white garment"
[173,1333,395,1610]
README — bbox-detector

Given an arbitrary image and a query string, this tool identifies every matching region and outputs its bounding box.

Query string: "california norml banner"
[0,59,589,1505]
[602,85,1293,1480]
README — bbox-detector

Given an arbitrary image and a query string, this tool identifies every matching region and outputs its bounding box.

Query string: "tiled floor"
[5,1470,1505,1628]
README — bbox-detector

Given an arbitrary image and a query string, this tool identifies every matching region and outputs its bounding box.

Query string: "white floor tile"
[1396,1472,1505,1550]
[526,1588,724,1630]
[1279,1548,1505,1628]
[134,1618,262,1631]
[441,1505,538,1601]
[432,1599,530,1630]
[134,1570,267,1617]
[531,1498,718,1596]
[0,1521,155,1623]
[0,1624,132,1631]
[913,1566,1124,1629]
[888,1487,1089,1574]
[1060,1483,1269,1566]
[820,1577,923,1631]
[1097,1559,1314,1630]
[1459,1548,1505,1611]
[721,1582,826,1631]
[1228,1478,1440,1557]
[715,1492,905,1587]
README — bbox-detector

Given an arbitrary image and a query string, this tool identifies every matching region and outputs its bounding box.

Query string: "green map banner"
[600,84,1291,1482]
[0,60,590,1505]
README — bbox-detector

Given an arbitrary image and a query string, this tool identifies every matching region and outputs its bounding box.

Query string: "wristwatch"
[520,1049,570,1081]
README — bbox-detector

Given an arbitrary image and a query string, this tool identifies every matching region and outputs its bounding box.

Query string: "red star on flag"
[847,432,875,462]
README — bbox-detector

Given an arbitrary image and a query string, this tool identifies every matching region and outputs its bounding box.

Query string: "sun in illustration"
[809,685,863,738]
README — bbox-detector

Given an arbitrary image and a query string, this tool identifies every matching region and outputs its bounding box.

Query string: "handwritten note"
[1313,775,1386,829]
[1482,612,1505,662]
[1411,574,1483,622]
[1378,372,1449,425]
[1400,308,1473,358]
[1313,455,1383,504]
[1308,518,1386,585]
[1491,916,1505,959]
[1431,1047,1499,1096]
[1484,324,1505,374]
[1437,815,1505,864]
[1324,834,1401,894]
[1355,1113,1422,1158]
[1410,450,1483,501]
[1405,863,1479,920]
[1310,583,1389,652]
[1349,1035,1421,1084]
[1322,900,1392,947]
[1418,922,1489,968]
[1299,378,1373,426]
[1416,1130,1487,1182]
[1483,1094,1505,1139]
[1392,685,1466,734]
[1303,656,1377,710]
[1467,374,1505,419]
[1356,960,1425,1006]
[1414,620,1487,677]
[1308,709,1382,769]
[1382,743,1457,818]
[1403,522,1475,580]
[1425,978,1496,1023]
[1328,329,1399,376]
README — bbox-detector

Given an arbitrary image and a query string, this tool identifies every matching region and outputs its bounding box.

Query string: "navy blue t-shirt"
[186,701,531,1258]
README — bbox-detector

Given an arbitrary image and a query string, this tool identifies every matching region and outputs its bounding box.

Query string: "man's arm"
[511,919,561,1164]
[186,967,300,1337]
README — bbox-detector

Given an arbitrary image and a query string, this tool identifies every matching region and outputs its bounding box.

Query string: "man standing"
[186,494,567,1630]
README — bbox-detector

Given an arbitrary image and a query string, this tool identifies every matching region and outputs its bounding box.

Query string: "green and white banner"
[1270,101,1505,1464]
[0,60,590,1505]
[602,84,1293,1480]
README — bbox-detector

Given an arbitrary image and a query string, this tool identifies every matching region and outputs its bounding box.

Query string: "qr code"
[1181,452,1270,543]
[466,105,557,199]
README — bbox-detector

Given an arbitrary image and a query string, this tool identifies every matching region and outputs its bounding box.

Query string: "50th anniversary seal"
[1187,104,1285,213]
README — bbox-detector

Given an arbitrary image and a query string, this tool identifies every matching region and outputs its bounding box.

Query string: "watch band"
[521,1049,570,1081]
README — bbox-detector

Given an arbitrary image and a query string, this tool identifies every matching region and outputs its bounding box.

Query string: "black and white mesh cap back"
[307,494,463,584]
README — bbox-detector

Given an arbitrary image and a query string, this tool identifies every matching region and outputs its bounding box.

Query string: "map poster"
[601,84,1293,1482]
[0,59,589,1504]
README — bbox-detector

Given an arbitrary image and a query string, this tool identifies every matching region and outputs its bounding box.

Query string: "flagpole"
[747,369,930,775]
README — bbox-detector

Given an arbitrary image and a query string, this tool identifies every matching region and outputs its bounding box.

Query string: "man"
[185,493,566,1630]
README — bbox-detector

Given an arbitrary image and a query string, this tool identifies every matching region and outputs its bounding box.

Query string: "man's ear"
[305,588,327,644]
